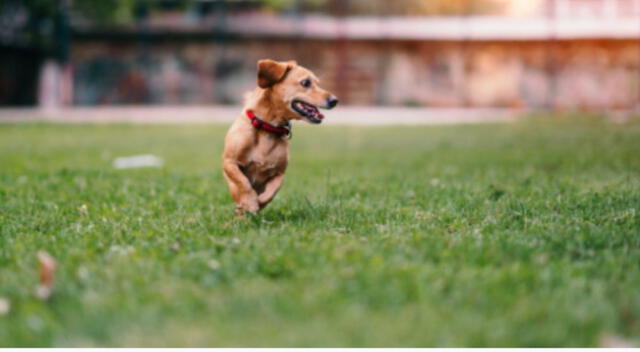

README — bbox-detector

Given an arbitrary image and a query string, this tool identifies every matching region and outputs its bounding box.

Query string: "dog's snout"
[327,96,339,109]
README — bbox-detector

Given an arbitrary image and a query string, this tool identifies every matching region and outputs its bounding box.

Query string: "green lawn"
[1,116,639,347]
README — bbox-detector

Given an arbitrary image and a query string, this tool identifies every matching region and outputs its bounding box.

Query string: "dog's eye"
[301,79,311,88]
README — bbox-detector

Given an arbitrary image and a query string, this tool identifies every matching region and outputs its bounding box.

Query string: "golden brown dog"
[222,59,338,216]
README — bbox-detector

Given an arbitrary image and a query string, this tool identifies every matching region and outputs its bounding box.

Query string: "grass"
[0,116,639,347]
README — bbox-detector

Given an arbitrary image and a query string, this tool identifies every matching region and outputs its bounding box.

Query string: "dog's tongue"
[308,106,323,119]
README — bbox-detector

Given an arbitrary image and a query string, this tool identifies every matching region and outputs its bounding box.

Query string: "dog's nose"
[327,96,339,109]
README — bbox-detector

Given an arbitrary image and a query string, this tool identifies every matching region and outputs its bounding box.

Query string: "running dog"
[222,59,338,216]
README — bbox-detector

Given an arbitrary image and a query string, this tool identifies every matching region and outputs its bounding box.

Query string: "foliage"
[0,0,190,49]
[266,0,505,15]
[349,0,505,16]
[1,0,506,51]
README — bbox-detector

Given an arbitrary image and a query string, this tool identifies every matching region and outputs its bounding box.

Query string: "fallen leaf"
[77,266,90,281]
[208,259,221,270]
[600,334,635,348]
[78,204,88,216]
[0,297,10,315]
[113,154,163,169]
[36,251,57,300]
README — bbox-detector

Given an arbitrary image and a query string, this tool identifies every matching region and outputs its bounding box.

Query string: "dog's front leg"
[222,159,259,216]
[258,173,284,210]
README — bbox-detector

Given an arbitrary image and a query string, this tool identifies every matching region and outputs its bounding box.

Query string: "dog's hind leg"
[258,173,284,210]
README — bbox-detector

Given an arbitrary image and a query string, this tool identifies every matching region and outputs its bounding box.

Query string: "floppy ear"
[257,59,296,88]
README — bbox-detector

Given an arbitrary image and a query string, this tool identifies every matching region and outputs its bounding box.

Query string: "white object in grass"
[0,297,10,315]
[113,154,163,169]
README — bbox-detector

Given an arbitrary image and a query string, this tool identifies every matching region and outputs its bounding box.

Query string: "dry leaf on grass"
[36,251,57,300]
[0,297,10,315]
[78,204,89,216]
[113,154,163,169]
[600,334,635,348]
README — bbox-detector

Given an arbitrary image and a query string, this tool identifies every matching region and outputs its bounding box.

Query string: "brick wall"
[71,37,640,109]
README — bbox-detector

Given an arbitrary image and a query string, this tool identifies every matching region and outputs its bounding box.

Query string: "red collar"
[246,110,291,138]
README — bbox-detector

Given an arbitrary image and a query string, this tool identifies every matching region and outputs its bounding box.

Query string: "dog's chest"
[242,141,288,184]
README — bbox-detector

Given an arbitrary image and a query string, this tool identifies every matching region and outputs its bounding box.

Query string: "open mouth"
[291,100,324,124]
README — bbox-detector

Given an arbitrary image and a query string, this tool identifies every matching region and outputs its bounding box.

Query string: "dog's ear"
[257,59,297,88]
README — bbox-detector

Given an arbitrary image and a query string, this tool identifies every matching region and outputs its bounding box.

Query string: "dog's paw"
[235,208,256,217]
[235,201,259,217]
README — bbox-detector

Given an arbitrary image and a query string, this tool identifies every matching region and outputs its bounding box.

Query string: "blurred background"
[1,0,639,112]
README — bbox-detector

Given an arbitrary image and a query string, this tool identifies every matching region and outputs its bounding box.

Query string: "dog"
[222,59,338,216]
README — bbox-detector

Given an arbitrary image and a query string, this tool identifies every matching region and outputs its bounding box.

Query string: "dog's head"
[257,59,338,124]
